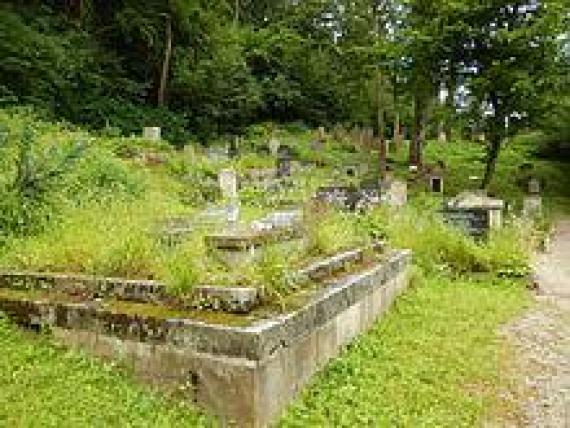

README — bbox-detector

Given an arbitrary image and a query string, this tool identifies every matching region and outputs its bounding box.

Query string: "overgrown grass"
[280,275,531,427]
[0,315,213,427]
[364,200,537,278]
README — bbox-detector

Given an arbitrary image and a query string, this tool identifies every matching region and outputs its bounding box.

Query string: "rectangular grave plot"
[0,250,411,428]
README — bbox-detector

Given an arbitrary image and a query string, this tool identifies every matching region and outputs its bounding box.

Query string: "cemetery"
[0,2,568,427]
[1,107,568,426]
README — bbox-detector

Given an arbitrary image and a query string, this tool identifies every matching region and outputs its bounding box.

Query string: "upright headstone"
[143,127,161,141]
[528,178,541,195]
[219,169,238,200]
[380,179,407,208]
[276,153,292,178]
[523,196,542,218]
[268,137,281,156]
[523,177,542,217]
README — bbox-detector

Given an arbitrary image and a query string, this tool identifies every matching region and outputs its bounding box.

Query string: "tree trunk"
[377,69,386,177]
[482,135,501,189]
[410,93,427,167]
[445,77,456,142]
[158,15,172,107]
[234,0,240,26]
[393,112,402,152]
[65,0,83,24]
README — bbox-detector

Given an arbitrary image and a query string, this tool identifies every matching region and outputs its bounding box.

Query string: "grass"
[280,275,531,427]
[0,109,566,426]
[0,316,213,427]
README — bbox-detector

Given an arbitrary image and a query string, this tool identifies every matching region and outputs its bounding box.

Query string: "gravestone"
[268,137,281,156]
[276,155,292,178]
[380,179,407,208]
[316,183,384,212]
[143,127,161,141]
[207,147,229,161]
[219,169,238,200]
[345,165,358,177]
[528,178,541,195]
[443,192,505,236]
[523,177,542,217]
[225,202,240,224]
[523,196,542,218]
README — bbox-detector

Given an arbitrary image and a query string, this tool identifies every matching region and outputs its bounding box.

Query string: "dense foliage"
[1,1,566,160]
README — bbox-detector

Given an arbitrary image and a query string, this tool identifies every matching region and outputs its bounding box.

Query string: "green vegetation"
[0,0,568,425]
[0,315,212,427]
[281,276,530,426]
[1,1,567,183]
[0,106,564,425]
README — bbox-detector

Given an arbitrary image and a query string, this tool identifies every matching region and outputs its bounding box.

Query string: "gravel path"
[500,220,570,427]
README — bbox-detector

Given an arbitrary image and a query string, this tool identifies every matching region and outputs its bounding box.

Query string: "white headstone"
[528,178,541,195]
[226,203,240,224]
[381,179,407,208]
[523,195,542,217]
[143,127,161,141]
[219,169,238,200]
[268,138,281,156]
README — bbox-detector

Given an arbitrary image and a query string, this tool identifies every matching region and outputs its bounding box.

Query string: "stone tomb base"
[0,250,411,427]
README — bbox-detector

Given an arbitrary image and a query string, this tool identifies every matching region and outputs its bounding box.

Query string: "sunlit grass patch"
[280,275,531,427]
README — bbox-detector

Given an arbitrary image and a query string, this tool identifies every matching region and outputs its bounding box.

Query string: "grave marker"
[523,196,542,218]
[219,169,238,200]
[528,177,541,195]
[443,192,505,236]
[143,127,161,141]
[380,179,407,208]
[268,137,281,156]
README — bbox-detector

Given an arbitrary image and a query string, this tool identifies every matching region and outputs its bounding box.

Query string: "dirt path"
[499,220,570,427]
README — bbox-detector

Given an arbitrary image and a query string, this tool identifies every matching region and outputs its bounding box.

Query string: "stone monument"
[523,177,542,217]
[443,192,505,236]
[143,127,161,141]
[219,169,238,200]
[268,137,281,156]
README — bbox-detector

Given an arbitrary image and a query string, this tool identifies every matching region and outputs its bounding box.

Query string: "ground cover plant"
[280,275,531,427]
[0,315,213,427]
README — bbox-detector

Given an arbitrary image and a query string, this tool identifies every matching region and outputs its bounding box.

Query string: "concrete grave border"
[0,249,411,427]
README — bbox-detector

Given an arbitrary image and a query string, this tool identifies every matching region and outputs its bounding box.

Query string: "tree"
[457,0,566,188]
